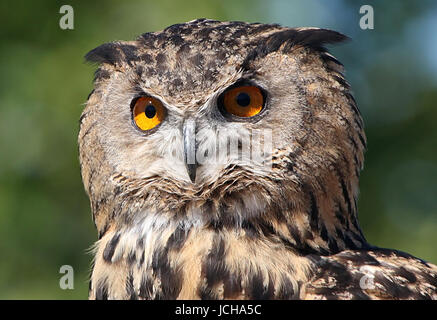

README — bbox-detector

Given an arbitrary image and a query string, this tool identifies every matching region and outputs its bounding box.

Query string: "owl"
[79,19,437,300]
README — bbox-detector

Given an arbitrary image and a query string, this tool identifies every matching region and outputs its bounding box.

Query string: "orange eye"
[132,96,166,131]
[221,85,264,118]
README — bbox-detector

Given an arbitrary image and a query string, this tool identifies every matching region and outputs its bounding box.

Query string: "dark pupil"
[236,92,250,107]
[145,104,156,118]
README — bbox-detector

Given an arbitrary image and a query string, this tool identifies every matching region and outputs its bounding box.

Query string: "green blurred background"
[0,0,436,299]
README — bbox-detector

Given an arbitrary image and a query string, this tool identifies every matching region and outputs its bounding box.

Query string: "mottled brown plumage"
[79,19,437,300]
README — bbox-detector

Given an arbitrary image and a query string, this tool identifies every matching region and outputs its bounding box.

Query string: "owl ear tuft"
[85,42,122,65]
[291,28,349,49]
[265,28,349,54]
[85,42,139,66]
[243,28,348,69]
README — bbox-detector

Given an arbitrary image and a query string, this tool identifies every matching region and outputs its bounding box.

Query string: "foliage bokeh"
[0,0,436,299]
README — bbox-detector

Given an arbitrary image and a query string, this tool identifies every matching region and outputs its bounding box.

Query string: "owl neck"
[93,173,369,257]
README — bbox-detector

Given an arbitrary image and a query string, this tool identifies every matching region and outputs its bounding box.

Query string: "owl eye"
[220,85,265,118]
[132,96,166,131]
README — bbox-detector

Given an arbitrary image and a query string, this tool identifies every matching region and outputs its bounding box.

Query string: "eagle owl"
[79,19,437,300]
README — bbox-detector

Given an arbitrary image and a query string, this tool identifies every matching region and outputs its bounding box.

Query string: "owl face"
[90,51,303,188]
[80,20,365,237]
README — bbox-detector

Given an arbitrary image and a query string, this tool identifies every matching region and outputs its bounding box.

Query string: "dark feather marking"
[171,77,183,88]
[119,44,139,65]
[199,235,246,299]
[168,34,184,46]
[334,166,353,217]
[138,32,156,48]
[136,237,144,249]
[139,251,145,266]
[232,28,248,38]
[85,89,95,102]
[357,130,367,149]
[203,237,227,286]
[321,261,353,285]
[79,111,89,128]
[88,259,95,296]
[190,53,204,68]
[338,251,380,266]
[343,234,360,249]
[418,269,437,290]
[321,52,344,67]
[155,52,167,66]
[396,267,417,283]
[126,272,137,300]
[155,32,168,47]
[347,95,364,126]
[373,248,431,266]
[223,274,243,299]
[335,208,346,226]
[166,224,189,250]
[320,224,329,242]
[374,273,412,299]
[199,286,219,300]
[317,246,330,256]
[139,275,154,299]
[253,221,298,261]
[241,220,258,238]
[287,224,302,244]
[88,279,92,295]
[308,260,365,299]
[348,134,359,154]
[207,219,224,230]
[151,246,182,299]
[308,190,319,231]
[302,228,315,242]
[248,23,280,35]
[327,237,340,253]
[127,251,136,265]
[140,53,153,64]
[334,226,346,244]
[202,199,214,214]
[97,222,109,240]
[332,75,350,89]
[287,224,324,255]
[354,117,364,133]
[247,271,275,299]
[276,276,296,299]
[95,278,108,300]
[176,43,191,59]
[198,26,214,39]
[351,229,368,246]
[270,201,288,223]
[163,22,186,33]
[103,233,120,263]
[79,121,97,141]
[92,197,108,218]
[135,65,144,78]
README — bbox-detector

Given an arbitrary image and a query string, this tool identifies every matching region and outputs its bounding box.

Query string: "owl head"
[80,19,366,254]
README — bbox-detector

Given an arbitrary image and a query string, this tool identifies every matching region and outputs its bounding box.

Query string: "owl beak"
[183,118,197,183]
